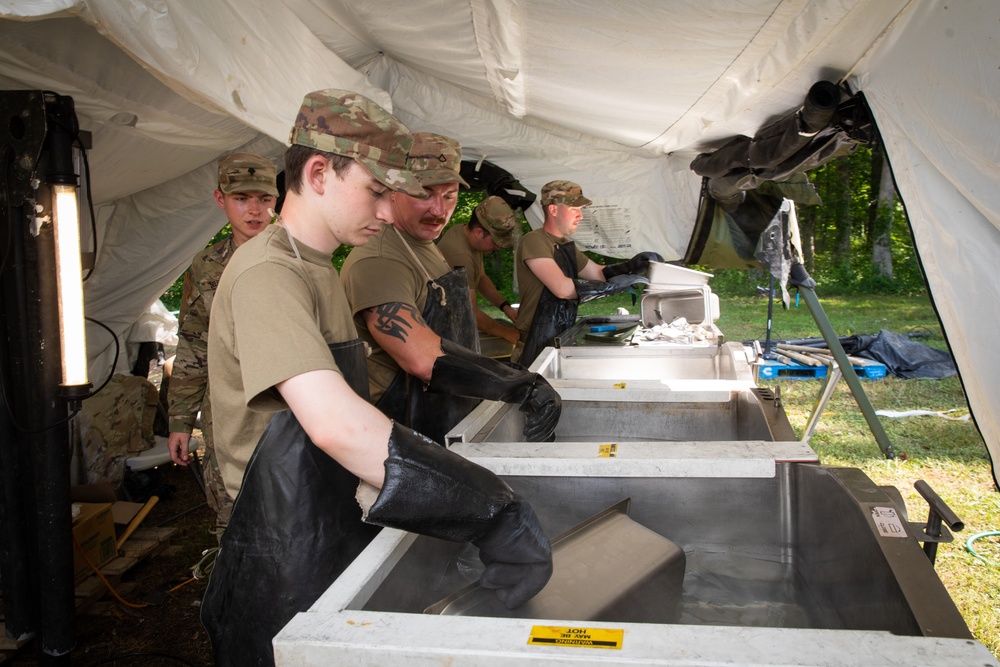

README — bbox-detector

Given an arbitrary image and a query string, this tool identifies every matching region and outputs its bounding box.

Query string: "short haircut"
[283,145,354,194]
[467,211,485,232]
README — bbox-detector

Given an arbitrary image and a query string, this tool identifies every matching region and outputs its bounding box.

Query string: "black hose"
[800,81,841,133]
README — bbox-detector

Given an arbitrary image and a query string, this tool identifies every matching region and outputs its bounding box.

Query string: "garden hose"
[965,531,1000,566]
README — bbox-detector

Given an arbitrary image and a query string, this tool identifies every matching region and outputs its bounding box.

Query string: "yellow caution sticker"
[598,443,618,458]
[528,625,624,649]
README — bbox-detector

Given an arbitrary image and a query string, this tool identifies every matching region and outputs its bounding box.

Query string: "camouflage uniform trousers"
[197,395,234,531]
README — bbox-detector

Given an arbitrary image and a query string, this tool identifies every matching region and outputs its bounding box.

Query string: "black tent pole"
[763,274,775,359]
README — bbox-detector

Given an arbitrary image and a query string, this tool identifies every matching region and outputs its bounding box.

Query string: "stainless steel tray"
[424,499,686,623]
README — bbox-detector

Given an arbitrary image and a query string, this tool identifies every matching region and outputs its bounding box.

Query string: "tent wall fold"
[853,0,1000,488]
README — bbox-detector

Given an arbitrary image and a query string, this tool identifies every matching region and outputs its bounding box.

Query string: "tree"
[870,145,895,279]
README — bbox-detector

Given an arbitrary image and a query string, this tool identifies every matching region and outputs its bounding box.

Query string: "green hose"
[965,531,1000,566]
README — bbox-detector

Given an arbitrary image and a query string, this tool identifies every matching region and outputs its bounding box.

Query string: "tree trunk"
[833,159,853,269]
[798,206,816,272]
[871,150,895,279]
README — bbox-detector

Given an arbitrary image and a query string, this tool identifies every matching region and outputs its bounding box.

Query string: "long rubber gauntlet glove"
[429,339,561,442]
[364,422,553,608]
[574,274,650,304]
[602,251,664,279]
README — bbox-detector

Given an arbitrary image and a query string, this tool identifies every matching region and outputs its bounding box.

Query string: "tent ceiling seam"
[635,0,812,152]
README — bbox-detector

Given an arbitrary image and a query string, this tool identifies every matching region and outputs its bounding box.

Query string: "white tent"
[1,0,997,487]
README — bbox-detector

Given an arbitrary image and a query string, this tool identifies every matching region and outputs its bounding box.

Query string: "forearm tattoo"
[369,302,426,343]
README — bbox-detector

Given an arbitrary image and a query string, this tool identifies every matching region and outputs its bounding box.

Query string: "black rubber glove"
[601,251,664,279]
[574,274,650,304]
[365,422,553,608]
[429,339,561,442]
[518,378,560,442]
[475,499,553,607]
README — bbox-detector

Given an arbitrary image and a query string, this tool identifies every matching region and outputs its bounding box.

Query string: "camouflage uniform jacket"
[167,235,237,434]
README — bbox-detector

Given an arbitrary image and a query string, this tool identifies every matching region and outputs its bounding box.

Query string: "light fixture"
[46,94,91,404]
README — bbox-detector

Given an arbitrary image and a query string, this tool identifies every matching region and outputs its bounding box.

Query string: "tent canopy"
[1,0,997,485]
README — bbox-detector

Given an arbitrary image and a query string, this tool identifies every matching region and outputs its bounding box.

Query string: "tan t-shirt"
[514,229,589,337]
[341,225,452,402]
[208,225,355,498]
[437,224,484,289]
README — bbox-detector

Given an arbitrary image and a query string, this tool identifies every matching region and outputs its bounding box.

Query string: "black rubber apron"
[375,265,479,444]
[518,241,579,367]
[201,340,381,667]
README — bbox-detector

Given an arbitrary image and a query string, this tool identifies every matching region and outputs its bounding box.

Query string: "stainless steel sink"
[531,342,754,383]
[446,386,796,444]
[274,455,992,666]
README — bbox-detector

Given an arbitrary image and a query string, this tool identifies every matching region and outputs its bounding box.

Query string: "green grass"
[554,291,1000,658]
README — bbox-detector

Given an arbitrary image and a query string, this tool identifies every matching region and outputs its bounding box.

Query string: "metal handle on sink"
[909,480,964,566]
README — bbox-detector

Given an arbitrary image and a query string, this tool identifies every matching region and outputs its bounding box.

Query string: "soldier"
[200,90,552,666]
[512,180,663,366]
[166,152,277,530]
[341,133,561,444]
[437,195,521,345]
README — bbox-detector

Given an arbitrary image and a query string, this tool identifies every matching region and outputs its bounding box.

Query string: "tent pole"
[797,285,896,459]
[763,275,776,359]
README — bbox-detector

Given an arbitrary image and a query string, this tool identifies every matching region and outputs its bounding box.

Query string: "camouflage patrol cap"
[407,132,470,188]
[217,153,278,197]
[540,180,592,207]
[288,89,427,198]
[475,196,517,248]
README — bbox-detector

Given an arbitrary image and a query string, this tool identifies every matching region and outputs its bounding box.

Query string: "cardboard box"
[72,502,117,584]
[70,484,150,584]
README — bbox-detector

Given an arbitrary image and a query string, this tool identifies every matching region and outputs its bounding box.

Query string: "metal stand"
[802,365,842,442]
[762,275,776,359]
[796,285,896,459]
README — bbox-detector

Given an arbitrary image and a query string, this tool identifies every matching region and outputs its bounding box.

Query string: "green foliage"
[161,279,184,312]
[702,147,927,299]
[792,146,926,296]
[698,268,761,298]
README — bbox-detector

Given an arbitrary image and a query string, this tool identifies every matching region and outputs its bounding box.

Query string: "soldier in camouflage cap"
[407,132,470,187]
[288,89,427,198]
[513,179,661,366]
[202,93,554,666]
[475,195,518,248]
[166,151,278,530]
[437,195,521,344]
[217,152,279,197]
[539,179,593,207]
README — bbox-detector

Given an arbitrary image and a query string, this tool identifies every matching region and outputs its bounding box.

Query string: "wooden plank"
[776,348,826,367]
[776,343,876,366]
[101,557,140,577]
[72,526,177,607]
